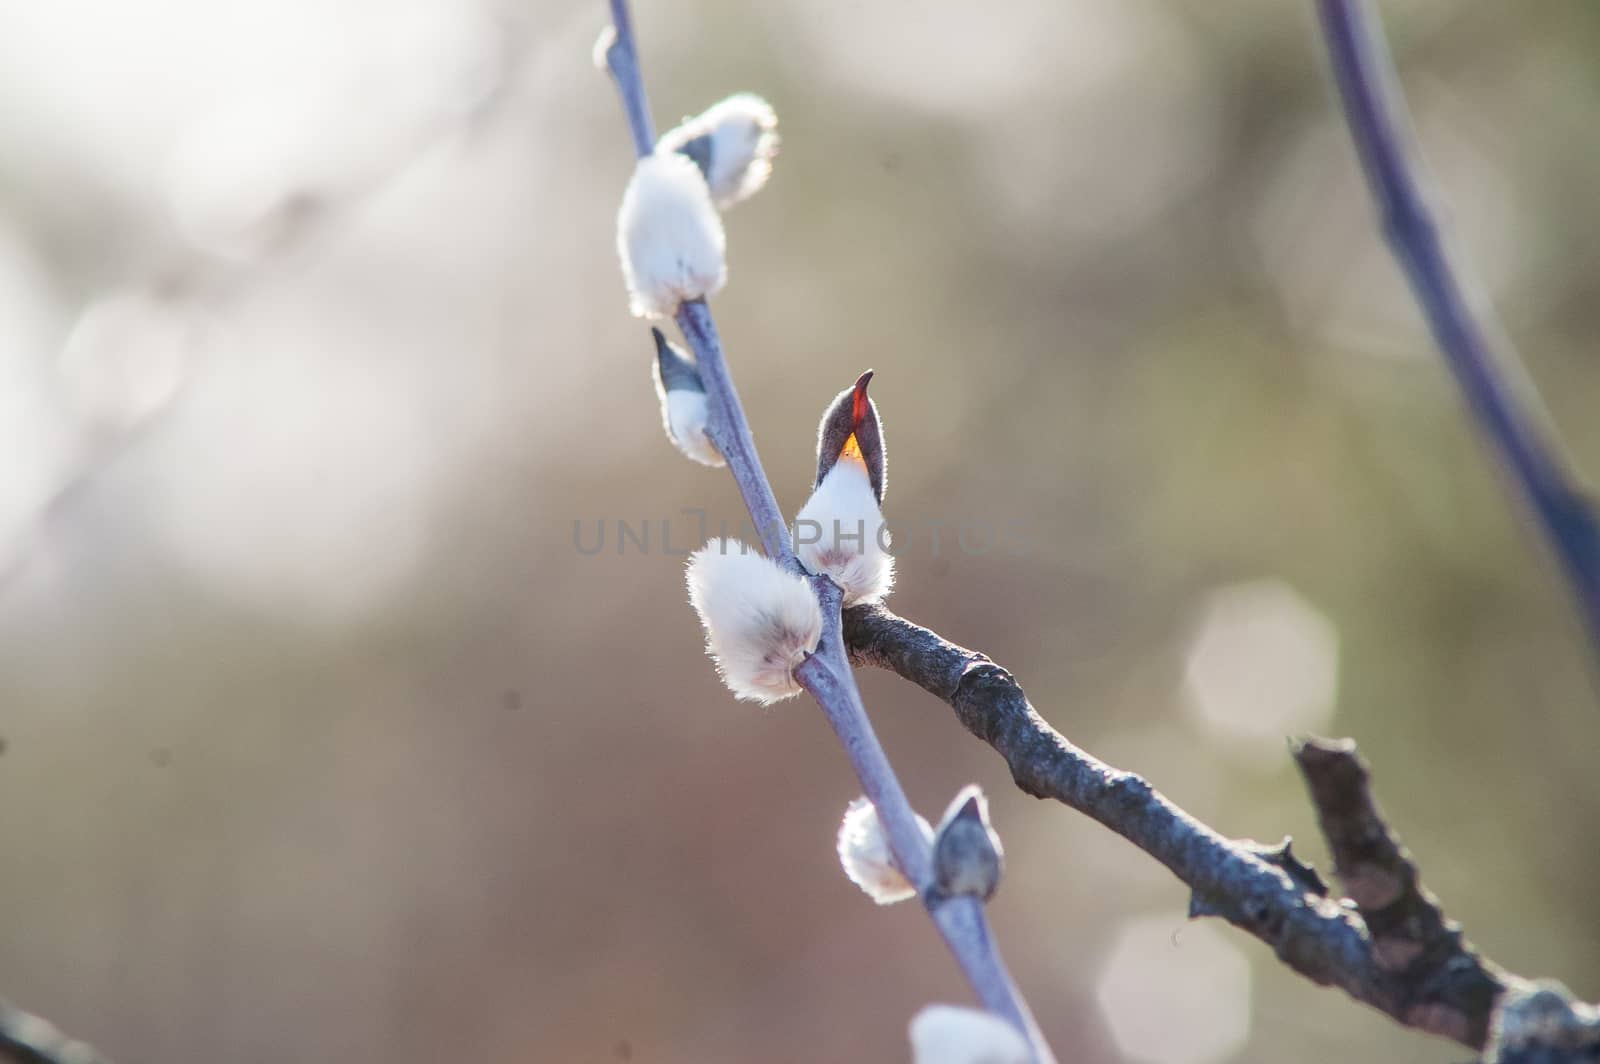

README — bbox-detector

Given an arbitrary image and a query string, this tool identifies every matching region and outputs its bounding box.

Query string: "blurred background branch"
[1316,0,1600,660]
[0,7,531,593]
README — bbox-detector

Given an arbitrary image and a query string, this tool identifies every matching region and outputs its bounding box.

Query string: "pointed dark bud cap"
[652,327,704,394]
[814,370,886,503]
[677,133,716,183]
[931,784,1003,902]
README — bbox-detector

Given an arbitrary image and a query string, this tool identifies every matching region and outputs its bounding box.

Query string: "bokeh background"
[3,0,1599,1061]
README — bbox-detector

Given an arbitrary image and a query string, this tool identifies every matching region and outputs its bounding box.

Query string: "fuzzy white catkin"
[616,151,727,319]
[686,540,821,703]
[660,389,723,467]
[657,93,780,209]
[795,455,894,605]
[836,796,933,905]
[909,1006,1031,1064]
[590,25,616,71]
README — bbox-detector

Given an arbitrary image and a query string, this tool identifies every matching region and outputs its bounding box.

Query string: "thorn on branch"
[1252,836,1331,898]
[1190,837,1328,920]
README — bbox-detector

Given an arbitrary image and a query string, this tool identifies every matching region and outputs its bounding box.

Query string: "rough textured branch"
[844,603,1599,1056]
[1,1001,111,1064]
[1294,737,1505,1044]
[1317,0,1600,655]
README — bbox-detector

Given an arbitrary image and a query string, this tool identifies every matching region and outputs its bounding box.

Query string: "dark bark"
[845,603,1597,1057]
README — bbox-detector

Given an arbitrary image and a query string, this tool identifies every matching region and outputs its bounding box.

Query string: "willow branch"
[598,8,1053,1059]
[845,603,1599,1056]
[1317,0,1600,659]
[675,301,795,565]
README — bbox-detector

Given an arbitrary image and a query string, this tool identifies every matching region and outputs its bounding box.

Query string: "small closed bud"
[796,371,893,605]
[651,328,723,467]
[616,151,727,319]
[909,1005,1031,1064]
[657,93,780,210]
[686,539,821,703]
[836,796,933,905]
[931,785,1004,902]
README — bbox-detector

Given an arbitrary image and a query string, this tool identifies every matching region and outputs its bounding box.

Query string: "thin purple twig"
[795,579,1050,1054]
[599,7,1055,1059]
[1317,0,1600,660]
[676,301,795,565]
[603,0,654,155]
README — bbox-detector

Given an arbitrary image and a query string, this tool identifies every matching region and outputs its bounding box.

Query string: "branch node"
[1484,981,1600,1064]
[847,606,1545,1052]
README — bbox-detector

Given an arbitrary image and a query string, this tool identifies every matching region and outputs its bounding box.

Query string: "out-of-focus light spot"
[1096,915,1251,1064]
[976,1,1221,247]
[381,2,506,125]
[142,305,433,630]
[773,0,1079,122]
[1182,580,1339,756]
[0,223,59,357]
[0,0,494,210]
[167,90,326,260]
[166,1,505,259]
[58,291,191,435]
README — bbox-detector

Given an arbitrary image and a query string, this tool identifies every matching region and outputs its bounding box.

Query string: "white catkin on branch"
[798,372,894,604]
[685,539,820,703]
[837,796,933,905]
[661,390,722,467]
[657,93,780,209]
[616,151,726,319]
[651,327,723,467]
[795,458,895,605]
[909,1005,1032,1064]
